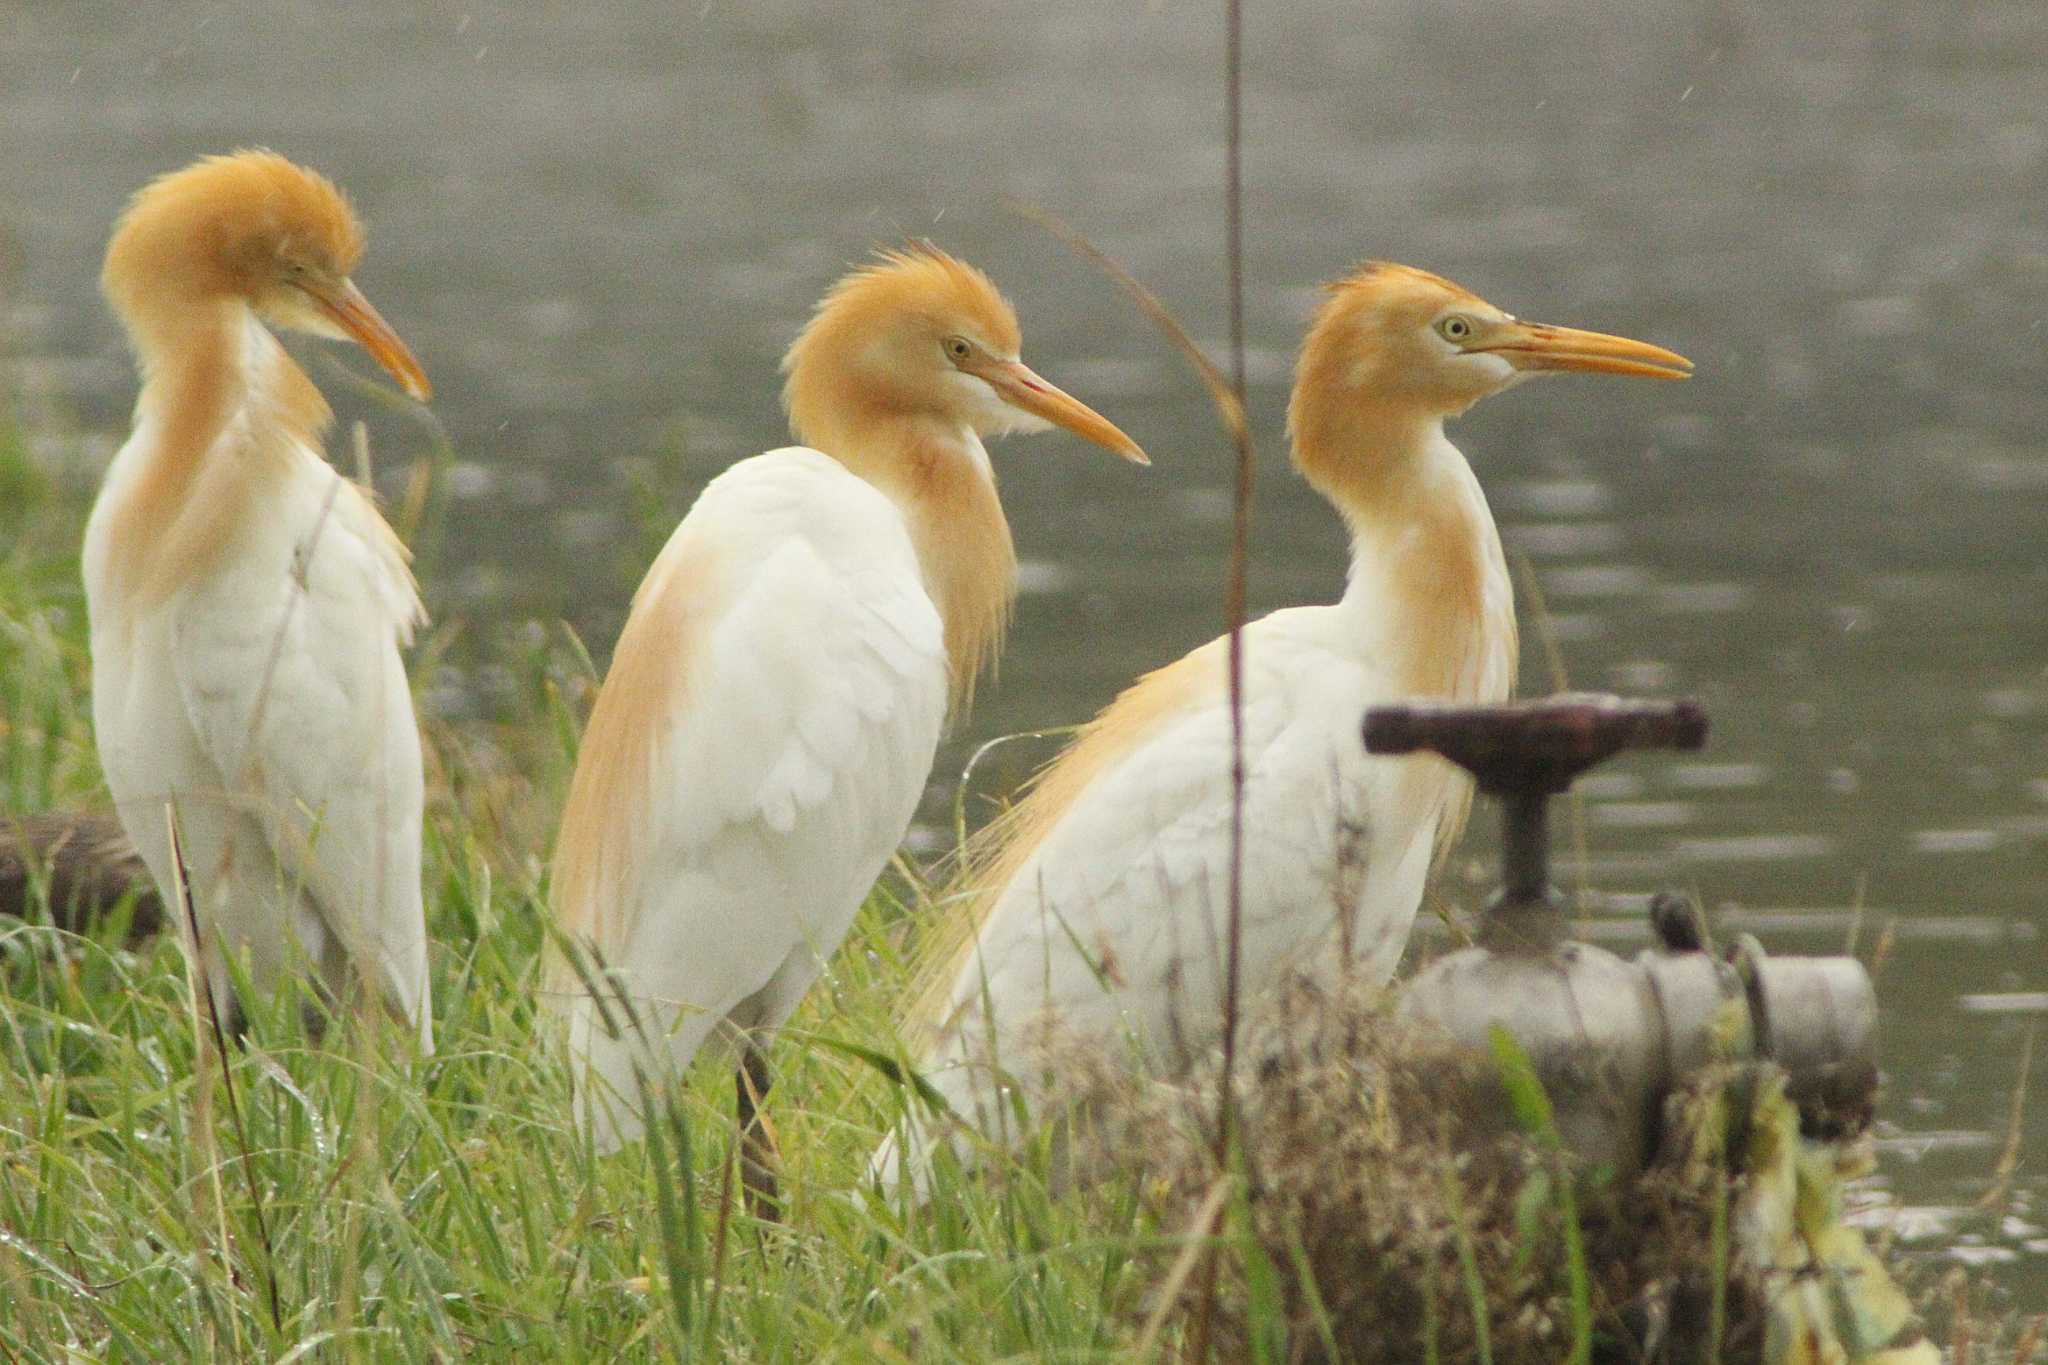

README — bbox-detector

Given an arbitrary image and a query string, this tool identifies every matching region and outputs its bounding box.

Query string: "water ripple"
[1674,833,1834,862]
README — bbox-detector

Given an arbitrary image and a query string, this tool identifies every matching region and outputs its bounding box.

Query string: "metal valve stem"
[1366,693,1709,943]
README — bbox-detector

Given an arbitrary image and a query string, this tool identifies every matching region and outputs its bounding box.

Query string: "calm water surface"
[3,0,2043,1308]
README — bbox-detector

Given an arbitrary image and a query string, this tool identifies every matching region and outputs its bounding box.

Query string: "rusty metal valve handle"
[1363,693,1709,796]
[1365,694,1709,933]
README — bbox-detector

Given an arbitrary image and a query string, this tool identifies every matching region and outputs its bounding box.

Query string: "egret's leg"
[735,1042,781,1221]
[224,991,252,1047]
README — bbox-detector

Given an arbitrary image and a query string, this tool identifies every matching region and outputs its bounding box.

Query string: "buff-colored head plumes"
[782,244,1145,464]
[103,149,428,401]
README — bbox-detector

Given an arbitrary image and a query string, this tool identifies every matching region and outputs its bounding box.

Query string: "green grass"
[0,403,1194,1363]
[0,891,1175,1360]
[0,398,2023,1364]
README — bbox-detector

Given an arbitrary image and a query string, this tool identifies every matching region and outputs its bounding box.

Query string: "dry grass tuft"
[1011,964,1922,1363]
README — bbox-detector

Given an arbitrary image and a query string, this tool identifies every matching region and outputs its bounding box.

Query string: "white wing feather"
[171,473,431,1041]
[882,610,1447,1189]
[562,449,949,1147]
[85,421,434,1051]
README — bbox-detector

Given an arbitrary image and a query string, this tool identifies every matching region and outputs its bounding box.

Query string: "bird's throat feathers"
[1337,430,1516,704]
[1331,424,1518,866]
[1291,368,1518,867]
[101,306,332,606]
[1288,373,1517,701]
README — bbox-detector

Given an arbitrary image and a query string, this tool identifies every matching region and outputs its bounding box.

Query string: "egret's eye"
[943,335,974,364]
[1435,315,1475,343]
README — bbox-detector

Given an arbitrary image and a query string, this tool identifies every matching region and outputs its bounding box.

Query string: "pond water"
[3,0,2043,1313]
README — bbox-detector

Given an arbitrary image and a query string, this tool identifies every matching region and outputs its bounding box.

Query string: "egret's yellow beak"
[969,356,1149,464]
[299,276,433,402]
[1477,320,1692,381]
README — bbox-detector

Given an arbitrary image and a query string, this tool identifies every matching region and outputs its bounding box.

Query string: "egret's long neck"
[1297,404,1516,705]
[804,408,1016,711]
[103,293,331,605]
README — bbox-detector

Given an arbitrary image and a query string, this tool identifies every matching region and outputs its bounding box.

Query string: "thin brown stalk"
[1843,870,1868,957]
[166,805,284,1335]
[1510,548,1587,925]
[1215,0,1251,1171]
[704,1133,738,1340]
[1011,7,1254,1353]
[1975,1021,2035,1214]
[167,806,232,1350]
[1870,915,1897,986]
[950,725,1083,865]
[1511,547,1571,692]
[335,983,399,1362]
[351,420,372,488]
[1133,1175,1234,1360]
[1001,205,1249,453]
[1200,1,1250,1354]
[243,471,343,766]
[2009,1314,2044,1364]
[998,190,1260,1201]
[1950,1267,1974,1365]
[396,457,435,546]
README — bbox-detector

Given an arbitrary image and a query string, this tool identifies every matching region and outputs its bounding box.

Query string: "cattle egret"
[882,262,1690,1190]
[85,151,436,1048]
[547,247,1146,1208]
